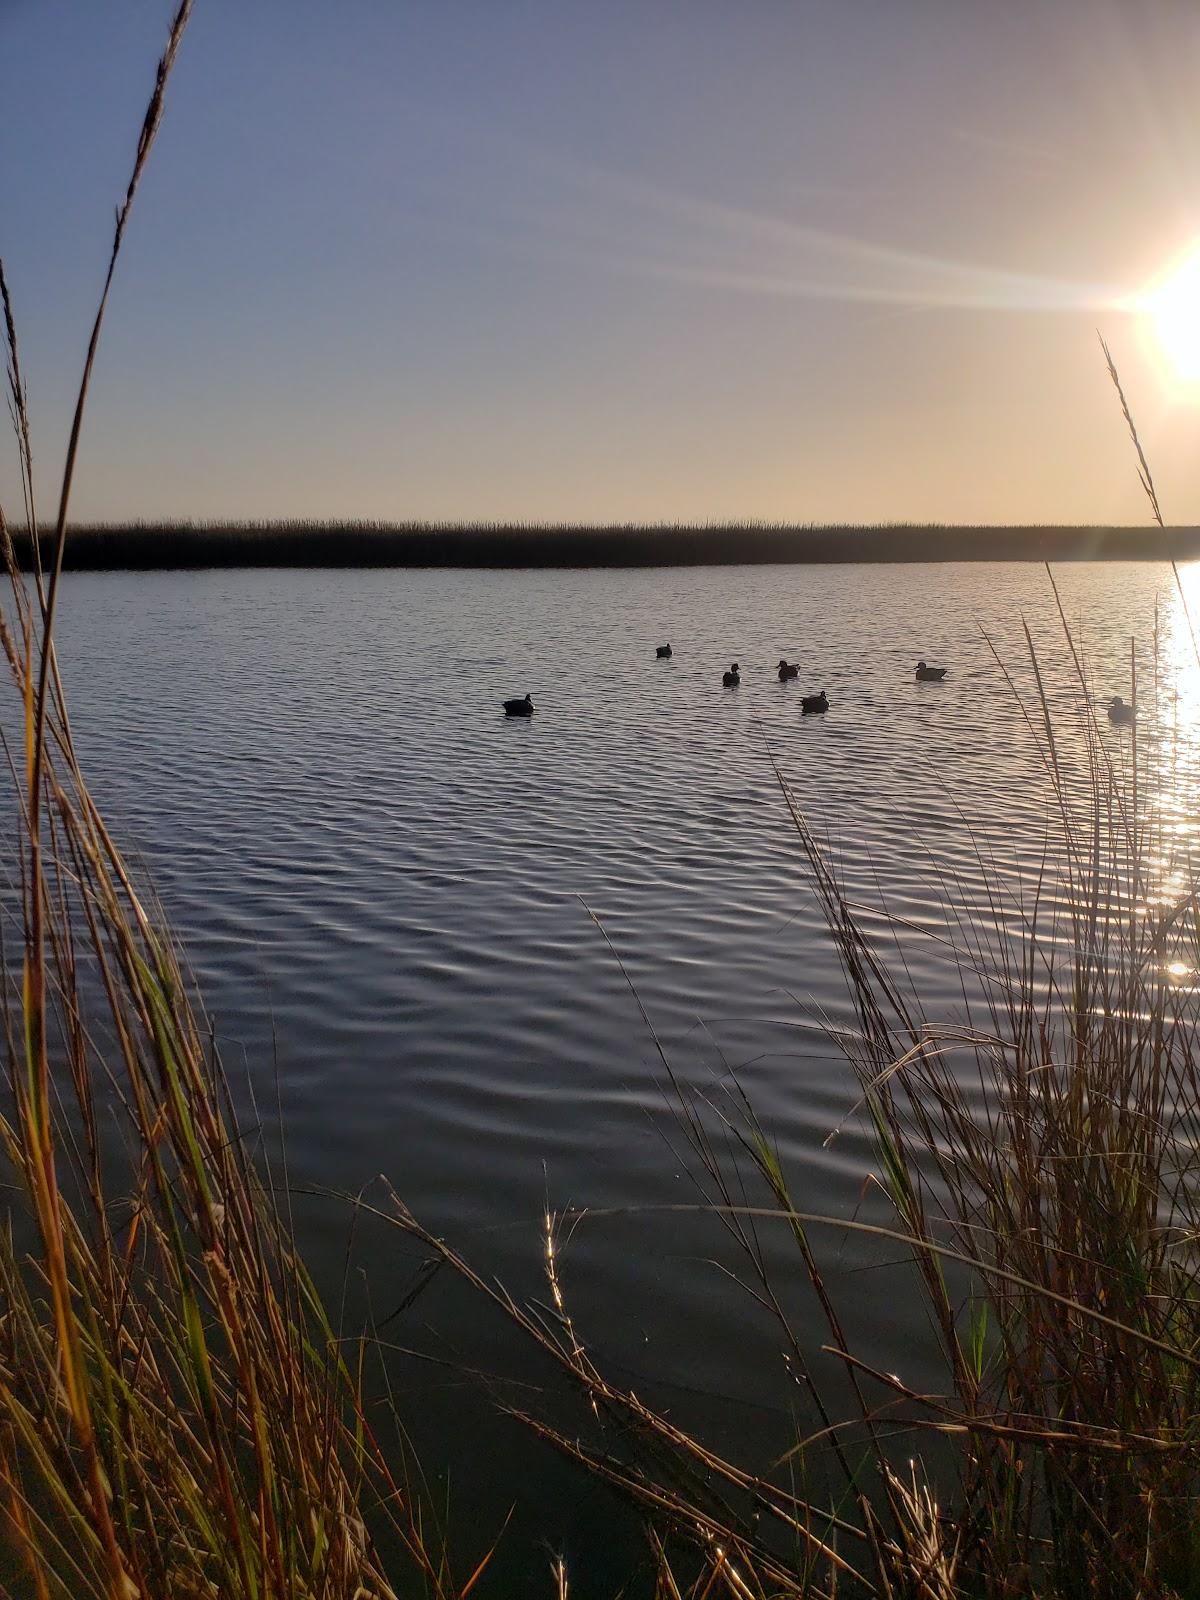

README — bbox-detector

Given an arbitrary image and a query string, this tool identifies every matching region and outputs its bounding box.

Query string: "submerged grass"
[3,8,1200,1599]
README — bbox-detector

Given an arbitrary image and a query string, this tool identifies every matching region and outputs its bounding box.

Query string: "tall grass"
[0,10,479,1598]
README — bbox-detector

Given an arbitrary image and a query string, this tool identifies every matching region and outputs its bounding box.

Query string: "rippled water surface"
[35,560,1200,1589]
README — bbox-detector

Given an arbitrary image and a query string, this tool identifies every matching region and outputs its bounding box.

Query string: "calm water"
[27,560,1200,1589]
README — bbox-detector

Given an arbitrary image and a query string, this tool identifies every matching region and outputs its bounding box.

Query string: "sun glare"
[1139,244,1200,387]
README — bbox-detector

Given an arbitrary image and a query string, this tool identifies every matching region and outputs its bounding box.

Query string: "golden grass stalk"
[0,10,484,1598]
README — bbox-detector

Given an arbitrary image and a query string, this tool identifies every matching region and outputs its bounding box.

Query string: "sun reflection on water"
[1119,565,1200,983]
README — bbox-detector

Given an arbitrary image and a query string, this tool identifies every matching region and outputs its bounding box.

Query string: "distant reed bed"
[3,3,1200,1596]
[10,518,1196,569]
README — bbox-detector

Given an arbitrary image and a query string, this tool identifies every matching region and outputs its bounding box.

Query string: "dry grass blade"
[33,0,193,801]
[1099,333,1163,530]
[0,258,40,602]
[0,8,477,1599]
[1097,331,1200,678]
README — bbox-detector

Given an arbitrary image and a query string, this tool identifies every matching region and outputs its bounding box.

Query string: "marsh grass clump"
[773,624,1200,1597]
[0,10,474,1598]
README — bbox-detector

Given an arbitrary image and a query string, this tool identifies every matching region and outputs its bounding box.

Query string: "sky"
[4,0,1200,525]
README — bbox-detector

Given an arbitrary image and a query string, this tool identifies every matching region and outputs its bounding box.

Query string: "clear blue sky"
[4,0,1200,523]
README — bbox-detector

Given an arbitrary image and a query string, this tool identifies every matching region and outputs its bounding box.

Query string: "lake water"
[24,559,1200,1591]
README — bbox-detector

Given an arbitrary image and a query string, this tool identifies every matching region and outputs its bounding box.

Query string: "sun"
[1139,244,1200,386]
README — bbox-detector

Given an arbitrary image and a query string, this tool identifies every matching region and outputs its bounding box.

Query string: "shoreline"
[9,520,1194,570]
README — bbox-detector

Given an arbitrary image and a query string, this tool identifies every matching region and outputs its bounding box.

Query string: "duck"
[656,643,672,658]
[801,690,829,715]
[777,659,799,680]
[503,693,534,717]
[1107,695,1136,725]
[722,663,741,687]
[916,661,948,681]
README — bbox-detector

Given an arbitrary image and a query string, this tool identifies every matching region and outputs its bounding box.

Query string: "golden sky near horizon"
[5,0,1200,525]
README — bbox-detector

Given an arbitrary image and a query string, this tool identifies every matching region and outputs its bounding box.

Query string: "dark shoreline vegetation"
[11,518,1200,569]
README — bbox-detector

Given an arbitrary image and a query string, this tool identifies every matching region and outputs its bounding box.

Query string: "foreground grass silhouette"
[0,9,459,1596]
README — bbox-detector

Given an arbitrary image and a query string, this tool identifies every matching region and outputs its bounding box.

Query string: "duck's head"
[732,662,740,672]
[524,694,533,706]
[1110,696,1125,708]
[917,660,927,670]
[778,658,788,669]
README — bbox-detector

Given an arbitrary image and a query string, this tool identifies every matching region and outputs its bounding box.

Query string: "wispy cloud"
[947,125,1070,175]
[435,138,1132,315]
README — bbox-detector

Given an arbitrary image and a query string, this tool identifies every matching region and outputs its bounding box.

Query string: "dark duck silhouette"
[801,690,829,714]
[777,659,799,680]
[503,693,534,717]
[916,661,948,681]
[1107,695,1136,725]
[656,643,672,658]
[722,663,741,687]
